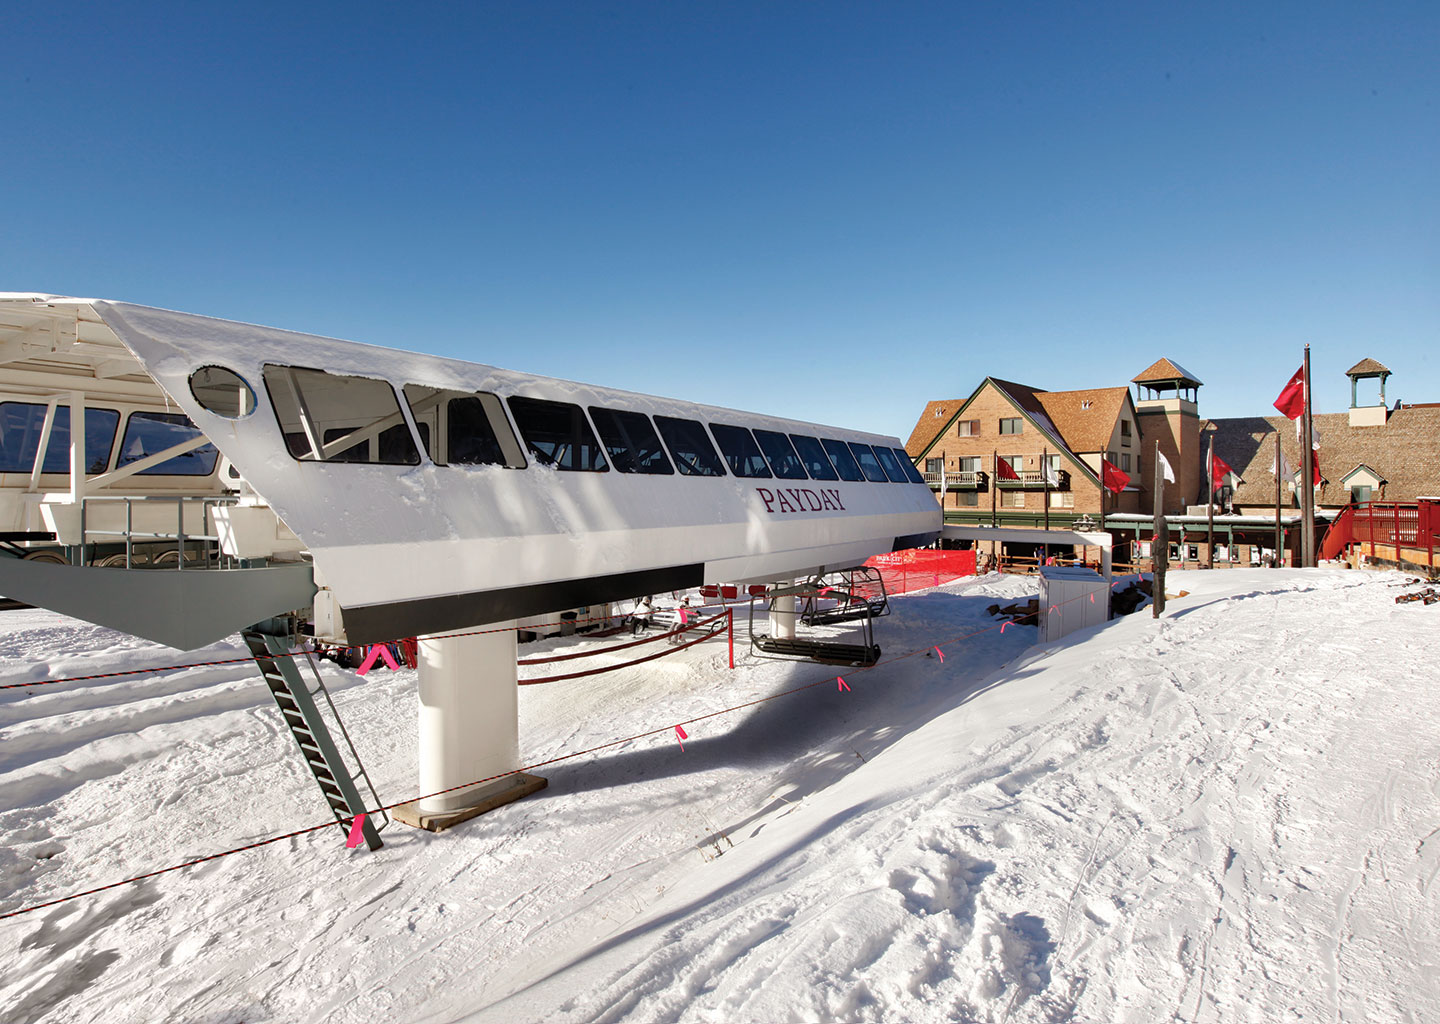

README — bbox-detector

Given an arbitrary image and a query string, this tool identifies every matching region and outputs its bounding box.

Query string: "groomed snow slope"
[2,568,1439,1023]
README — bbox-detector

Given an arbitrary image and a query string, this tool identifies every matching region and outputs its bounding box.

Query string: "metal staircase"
[243,629,387,850]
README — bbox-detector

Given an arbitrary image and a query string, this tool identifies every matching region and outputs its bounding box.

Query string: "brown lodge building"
[904,357,1440,567]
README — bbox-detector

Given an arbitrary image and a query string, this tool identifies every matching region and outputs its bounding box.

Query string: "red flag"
[1210,452,1236,489]
[1273,366,1305,420]
[995,457,1020,481]
[1101,459,1130,494]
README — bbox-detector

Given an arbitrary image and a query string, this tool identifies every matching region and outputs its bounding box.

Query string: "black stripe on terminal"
[339,563,705,645]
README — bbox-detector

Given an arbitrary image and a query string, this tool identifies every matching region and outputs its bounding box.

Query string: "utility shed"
[1038,566,1110,643]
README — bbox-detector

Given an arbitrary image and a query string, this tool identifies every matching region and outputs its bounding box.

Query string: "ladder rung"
[247,630,382,851]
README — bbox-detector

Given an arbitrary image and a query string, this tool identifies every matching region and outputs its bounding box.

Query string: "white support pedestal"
[393,621,545,832]
[770,593,798,640]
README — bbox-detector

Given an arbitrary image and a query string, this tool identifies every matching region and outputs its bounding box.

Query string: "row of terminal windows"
[0,402,218,476]
[258,365,926,485]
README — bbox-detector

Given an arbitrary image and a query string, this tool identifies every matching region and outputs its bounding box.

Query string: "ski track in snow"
[1,569,1438,1023]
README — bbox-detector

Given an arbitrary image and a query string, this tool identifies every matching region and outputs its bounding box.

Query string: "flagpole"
[991,449,998,529]
[1301,345,1316,566]
[1153,439,1167,617]
[1042,446,1050,562]
[1099,462,1106,545]
[1206,434,1215,569]
[1274,430,1282,568]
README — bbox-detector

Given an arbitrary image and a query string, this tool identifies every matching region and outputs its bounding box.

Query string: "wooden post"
[1274,430,1282,568]
[1206,434,1215,569]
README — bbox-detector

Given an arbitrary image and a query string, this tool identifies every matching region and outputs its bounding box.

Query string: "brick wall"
[922,383,1119,516]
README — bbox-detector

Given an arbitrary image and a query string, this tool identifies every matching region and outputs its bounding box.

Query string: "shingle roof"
[903,378,1126,488]
[1207,407,1440,506]
[1132,358,1202,387]
[1036,387,1132,453]
[903,399,965,456]
[1345,358,1391,377]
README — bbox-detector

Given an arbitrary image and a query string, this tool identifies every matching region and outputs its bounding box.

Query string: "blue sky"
[3,2,1435,437]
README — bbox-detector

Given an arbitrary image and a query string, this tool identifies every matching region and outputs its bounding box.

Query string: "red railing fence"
[1330,500,1438,568]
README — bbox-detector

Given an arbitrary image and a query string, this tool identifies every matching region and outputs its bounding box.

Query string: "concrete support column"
[417,623,519,815]
[770,593,798,640]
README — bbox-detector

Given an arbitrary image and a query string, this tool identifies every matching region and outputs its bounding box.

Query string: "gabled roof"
[986,379,1075,457]
[903,377,1116,487]
[1345,358,1390,377]
[1132,358,1202,387]
[1036,387,1132,453]
[1206,406,1440,505]
[1339,464,1386,486]
[990,380,1071,443]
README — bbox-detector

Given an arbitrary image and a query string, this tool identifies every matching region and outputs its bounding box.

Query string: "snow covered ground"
[2,567,1439,1023]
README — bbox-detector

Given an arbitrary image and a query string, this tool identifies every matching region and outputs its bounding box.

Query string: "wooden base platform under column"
[391,772,547,832]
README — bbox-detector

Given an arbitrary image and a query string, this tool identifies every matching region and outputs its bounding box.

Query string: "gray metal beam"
[0,558,315,650]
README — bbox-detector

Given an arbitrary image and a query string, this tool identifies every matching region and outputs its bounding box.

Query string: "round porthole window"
[189,365,256,418]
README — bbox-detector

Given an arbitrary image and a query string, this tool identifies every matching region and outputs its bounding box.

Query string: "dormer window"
[1081,400,1092,410]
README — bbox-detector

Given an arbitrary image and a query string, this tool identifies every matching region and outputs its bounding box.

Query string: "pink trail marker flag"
[837,676,851,692]
[346,813,368,849]
[674,724,688,750]
[356,644,400,676]
[934,647,944,662]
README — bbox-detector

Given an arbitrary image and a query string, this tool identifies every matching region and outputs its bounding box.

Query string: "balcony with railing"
[923,470,988,491]
[996,470,1071,491]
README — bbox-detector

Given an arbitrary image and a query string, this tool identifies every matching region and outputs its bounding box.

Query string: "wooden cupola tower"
[1346,357,1391,427]
[1132,358,1203,512]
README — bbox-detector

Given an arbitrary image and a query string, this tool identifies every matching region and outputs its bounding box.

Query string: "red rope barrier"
[0,566,988,693]
[0,595,1073,923]
[0,609,633,691]
[516,610,727,666]
[520,617,729,684]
